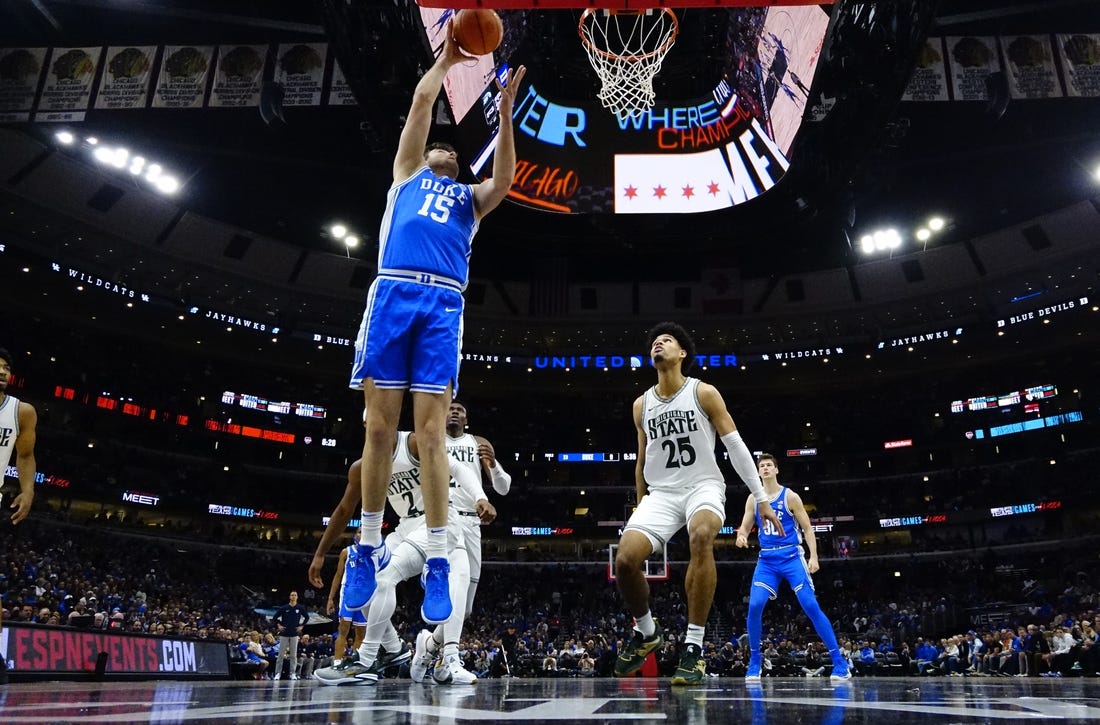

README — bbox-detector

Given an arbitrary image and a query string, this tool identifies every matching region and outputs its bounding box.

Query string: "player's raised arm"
[475,435,512,495]
[632,395,648,504]
[695,382,784,537]
[473,65,527,217]
[393,20,468,183]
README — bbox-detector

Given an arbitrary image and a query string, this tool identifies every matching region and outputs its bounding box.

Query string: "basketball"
[453,9,503,56]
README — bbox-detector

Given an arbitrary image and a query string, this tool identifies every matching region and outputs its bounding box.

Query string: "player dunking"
[736,453,851,682]
[614,323,782,685]
[344,19,527,624]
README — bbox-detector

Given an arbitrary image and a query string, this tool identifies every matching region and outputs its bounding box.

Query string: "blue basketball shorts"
[349,277,464,395]
[751,547,814,599]
[338,576,368,624]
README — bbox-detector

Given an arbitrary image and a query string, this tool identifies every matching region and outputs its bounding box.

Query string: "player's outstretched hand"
[496,65,527,115]
[757,501,785,538]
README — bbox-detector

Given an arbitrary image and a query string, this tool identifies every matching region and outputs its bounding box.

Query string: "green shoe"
[670,643,706,686]
[614,622,664,677]
[368,641,412,678]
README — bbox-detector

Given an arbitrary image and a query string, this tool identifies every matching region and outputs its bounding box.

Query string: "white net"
[578,8,679,120]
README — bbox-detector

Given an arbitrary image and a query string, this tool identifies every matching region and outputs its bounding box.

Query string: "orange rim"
[578,8,679,63]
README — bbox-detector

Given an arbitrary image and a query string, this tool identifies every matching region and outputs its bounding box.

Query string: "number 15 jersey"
[379,166,479,288]
[641,378,724,492]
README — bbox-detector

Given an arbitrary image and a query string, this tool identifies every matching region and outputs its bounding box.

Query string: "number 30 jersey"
[641,377,724,492]
[378,166,479,288]
[754,487,803,551]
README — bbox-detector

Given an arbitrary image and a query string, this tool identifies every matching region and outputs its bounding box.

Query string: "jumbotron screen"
[416,5,829,214]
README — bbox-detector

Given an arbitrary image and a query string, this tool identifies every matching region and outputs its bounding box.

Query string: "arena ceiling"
[0,0,1098,355]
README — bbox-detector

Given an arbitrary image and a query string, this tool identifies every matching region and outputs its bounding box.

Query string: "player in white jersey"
[407,400,510,676]
[0,347,38,683]
[313,432,482,685]
[613,323,783,686]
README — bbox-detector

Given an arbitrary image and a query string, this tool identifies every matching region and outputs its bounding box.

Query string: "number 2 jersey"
[388,430,482,521]
[641,377,724,492]
[379,166,478,288]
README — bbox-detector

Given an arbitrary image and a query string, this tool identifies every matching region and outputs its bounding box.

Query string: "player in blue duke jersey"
[736,453,851,683]
[614,323,783,686]
[344,18,527,627]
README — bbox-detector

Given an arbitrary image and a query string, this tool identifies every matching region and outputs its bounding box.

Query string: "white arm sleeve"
[720,431,767,504]
[489,462,512,495]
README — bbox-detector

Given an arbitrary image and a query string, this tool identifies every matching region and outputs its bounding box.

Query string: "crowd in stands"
[3,517,1098,681]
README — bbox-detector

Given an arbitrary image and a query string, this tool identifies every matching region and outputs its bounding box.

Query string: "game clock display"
[416,5,828,214]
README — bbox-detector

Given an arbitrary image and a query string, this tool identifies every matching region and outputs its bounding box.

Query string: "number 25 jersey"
[379,166,479,288]
[641,378,724,492]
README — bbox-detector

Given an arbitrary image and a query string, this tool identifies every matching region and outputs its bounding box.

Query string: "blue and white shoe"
[830,658,852,683]
[343,541,391,610]
[420,557,453,625]
[746,652,763,681]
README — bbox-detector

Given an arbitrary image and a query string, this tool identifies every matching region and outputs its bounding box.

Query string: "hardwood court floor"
[1,675,1098,723]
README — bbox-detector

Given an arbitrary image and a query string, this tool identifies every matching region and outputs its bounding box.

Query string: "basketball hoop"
[578,8,679,120]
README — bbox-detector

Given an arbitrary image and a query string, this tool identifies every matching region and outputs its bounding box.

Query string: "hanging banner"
[152,45,214,109]
[946,36,1000,101]
[0,48,48,122]
[274,43,327,106]
[1056,33,1100,98]
[1000,35,1063,99]
[94,46,156,110]
[327,58,357,106]
[35,46,102,121]
[209,44,267,108]
[902,38,949,101]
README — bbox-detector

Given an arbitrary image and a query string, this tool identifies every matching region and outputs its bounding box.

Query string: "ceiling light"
[145,163,162,180]
[93,146,114,163]
[155,175,180,194]
[128,156,146,175]
[330,224,347,239]
[344,235,359,248]
[915,228,931,241]
[86,136,98,145]
[55,131,75,145]
[112,148,129,168]
[928,217,945,231]
[859,235,875,254]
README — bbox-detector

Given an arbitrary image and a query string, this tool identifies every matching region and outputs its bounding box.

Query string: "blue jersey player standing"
[344,21,527,626]
[735,453,851,682]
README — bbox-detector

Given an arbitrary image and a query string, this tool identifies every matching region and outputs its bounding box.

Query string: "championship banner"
[946,36,1001,101]
[902,37,949,101]
[274,43,327,106]
[327,58,357,106]
[94,46,156,110]
[1056,33,1100,97]
[152,45,214,109]
[35,46,102,122]
[1,623,229,677]
[1000,35,1063,99]
[209,44,267,108]
[0,48,48,122]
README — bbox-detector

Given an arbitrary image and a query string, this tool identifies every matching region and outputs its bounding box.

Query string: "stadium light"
[928,216,946,231]
[330,223,348,239]
[915,228,931,242]
[344,235,359,248]
[55,130,75,145]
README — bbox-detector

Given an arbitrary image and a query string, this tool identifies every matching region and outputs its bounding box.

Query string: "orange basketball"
[453,9,503,56]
